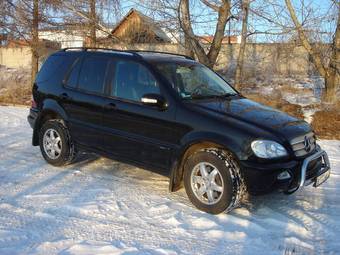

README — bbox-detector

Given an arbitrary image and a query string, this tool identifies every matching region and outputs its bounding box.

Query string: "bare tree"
[234,0,249,89]
[89,0,97,46]
[0,1,8,44]
[178,0,233,68]
[329,7,340,99]
[2,0,119,84]
[59,0,120,47]
[2,0,52,85]
[131,0,191,53]
[285,0,339,102]
[31,0,39,83]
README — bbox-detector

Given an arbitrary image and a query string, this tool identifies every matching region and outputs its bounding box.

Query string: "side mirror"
[141,93,168,110]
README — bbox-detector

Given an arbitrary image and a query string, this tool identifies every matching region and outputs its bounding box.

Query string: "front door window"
[112,60,160,102]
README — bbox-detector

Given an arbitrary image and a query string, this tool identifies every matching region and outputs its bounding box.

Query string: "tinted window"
[113,60,160,101]
[36,55,76,83]
[155,62,237,99]
[78,56,109,94]
[66,58,82,88]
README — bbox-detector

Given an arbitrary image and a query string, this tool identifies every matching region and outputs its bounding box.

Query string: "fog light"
[277,171,291,180]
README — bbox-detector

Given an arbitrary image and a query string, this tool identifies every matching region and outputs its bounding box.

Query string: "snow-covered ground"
[242,76,327,124]
[0,106,339,255]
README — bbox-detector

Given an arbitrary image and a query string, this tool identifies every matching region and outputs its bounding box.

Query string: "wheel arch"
[32,100,68,146]
[169,132,245,192]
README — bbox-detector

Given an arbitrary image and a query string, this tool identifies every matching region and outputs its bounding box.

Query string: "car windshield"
[154,62,238,99]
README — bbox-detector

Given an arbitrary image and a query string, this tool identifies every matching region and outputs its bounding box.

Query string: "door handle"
[105,102,116,110]
[60,93,70,100]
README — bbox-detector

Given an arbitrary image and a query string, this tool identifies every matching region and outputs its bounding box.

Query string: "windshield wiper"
[218,93,238,98]
[189,94,220,99]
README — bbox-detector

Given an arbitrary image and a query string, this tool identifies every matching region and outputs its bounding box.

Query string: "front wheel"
[39,119,76,166]
[183,149,246,214]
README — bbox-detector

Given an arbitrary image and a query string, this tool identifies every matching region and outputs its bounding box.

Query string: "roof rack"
[60,47,194,60]
[129,50,194,60]
[61,47,140,57]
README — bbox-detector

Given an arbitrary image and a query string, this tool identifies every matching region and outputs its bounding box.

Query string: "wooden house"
[110,8,171,43]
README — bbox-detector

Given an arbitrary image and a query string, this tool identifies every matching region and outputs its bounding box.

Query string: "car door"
[60,53,110,149]
[101,58,178,172]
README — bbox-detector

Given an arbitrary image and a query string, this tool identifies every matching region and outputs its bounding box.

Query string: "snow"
[0,106,340,255]
[243,76,326,123]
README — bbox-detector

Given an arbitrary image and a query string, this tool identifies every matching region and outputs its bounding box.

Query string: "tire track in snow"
[1,106,340,255]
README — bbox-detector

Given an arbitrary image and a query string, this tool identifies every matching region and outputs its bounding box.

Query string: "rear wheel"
[39,120,76,166]
[184,149,245,214]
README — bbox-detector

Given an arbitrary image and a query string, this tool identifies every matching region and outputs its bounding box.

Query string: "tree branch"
[201,0,219,12]
[285,0,327,77]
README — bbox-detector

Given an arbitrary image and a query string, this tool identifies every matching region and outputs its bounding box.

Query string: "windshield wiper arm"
[187,93,238,100]
[189,94,220,99]
[219,93,238,98]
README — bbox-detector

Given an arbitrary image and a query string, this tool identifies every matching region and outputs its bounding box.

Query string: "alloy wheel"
[190,162,224,205]
[43,128,62,159]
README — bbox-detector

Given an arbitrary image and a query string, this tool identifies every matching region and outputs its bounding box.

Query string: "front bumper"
[240,147,331,195]
[297,148,330,188]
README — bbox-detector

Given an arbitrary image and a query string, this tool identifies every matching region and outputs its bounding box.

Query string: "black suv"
[28,48,331,214]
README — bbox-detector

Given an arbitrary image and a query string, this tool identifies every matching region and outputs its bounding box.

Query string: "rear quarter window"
[77,56,109,94]
[36,54,77,84]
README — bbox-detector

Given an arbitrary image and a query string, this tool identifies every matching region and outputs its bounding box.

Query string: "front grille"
[290,132,316,157]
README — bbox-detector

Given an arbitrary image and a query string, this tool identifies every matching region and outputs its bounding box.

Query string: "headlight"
[251,140,288,158]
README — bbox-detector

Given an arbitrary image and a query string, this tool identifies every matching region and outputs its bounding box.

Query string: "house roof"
[111,8,171,42]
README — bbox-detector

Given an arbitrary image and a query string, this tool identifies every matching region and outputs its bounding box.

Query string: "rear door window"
[78,56,110,94]
[66,58,82,88]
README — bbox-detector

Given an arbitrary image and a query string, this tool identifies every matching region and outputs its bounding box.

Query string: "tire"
[183,149,246,214]
[39,119,76,166]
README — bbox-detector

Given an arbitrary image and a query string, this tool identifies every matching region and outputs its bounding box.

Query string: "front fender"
[179,131,247,160]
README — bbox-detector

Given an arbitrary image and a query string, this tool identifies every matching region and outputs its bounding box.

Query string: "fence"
[0,45,58,69]
[84,43,318,77]
[0,43,317,77]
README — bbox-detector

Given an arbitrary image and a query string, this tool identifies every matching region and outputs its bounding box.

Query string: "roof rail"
[61,47,86,51]
[60,47,194,60]
[130,50,194,60]
[61,47,139,56]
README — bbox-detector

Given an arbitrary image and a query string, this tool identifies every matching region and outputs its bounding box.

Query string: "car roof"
[136,52,198,64]
[56,48,196,64]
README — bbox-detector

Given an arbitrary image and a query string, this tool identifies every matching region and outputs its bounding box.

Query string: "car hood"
[189,97,312,141]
